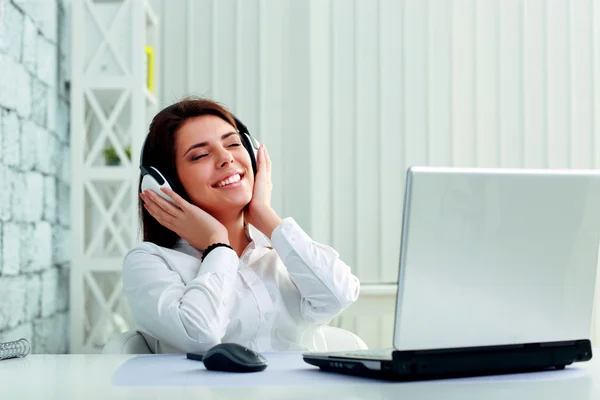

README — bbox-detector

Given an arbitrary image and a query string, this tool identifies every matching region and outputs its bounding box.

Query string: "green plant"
[104,145,131,165]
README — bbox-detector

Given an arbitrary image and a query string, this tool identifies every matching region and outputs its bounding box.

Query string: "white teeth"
[217,174,241,187]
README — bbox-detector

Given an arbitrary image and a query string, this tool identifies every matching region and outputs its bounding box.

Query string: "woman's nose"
[216,147,234,168]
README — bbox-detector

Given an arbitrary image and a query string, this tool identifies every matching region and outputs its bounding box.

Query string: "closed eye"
[191,154,208,161]
[190,143,240,161]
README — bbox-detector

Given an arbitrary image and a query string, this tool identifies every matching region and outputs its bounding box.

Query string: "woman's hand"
[244,144,282,238]
[141,187,230,250]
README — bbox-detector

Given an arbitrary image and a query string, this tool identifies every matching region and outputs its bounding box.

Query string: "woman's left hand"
[245,144,282,238]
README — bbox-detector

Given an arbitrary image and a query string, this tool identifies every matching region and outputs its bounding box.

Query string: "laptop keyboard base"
[328,348,394,360]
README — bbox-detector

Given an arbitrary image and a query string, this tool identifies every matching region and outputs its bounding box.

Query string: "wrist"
[255,207,282,239]
[250,204,271,218]
[201,242,234,261]
[208,234,230,247]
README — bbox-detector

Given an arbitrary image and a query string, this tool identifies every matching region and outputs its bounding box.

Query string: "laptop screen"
[393,167,600,351]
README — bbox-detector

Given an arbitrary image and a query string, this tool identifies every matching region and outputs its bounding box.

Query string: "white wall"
[0,0,71,353]
[156,0,600,348]
[157,0,312,230]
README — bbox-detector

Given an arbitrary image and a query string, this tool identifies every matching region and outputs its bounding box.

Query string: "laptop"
[303,166,600,380]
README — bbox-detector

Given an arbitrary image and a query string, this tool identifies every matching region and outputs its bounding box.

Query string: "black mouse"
[201,343,268,373]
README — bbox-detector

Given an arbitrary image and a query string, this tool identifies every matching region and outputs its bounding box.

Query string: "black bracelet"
[201,243,233,261]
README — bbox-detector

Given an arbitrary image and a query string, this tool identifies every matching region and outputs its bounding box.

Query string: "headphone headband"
[233,115,248,135]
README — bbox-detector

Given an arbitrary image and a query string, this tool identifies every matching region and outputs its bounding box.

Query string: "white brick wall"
[35,124,52,174]
[46,85,56,132]
[40,267,58,317]
[0,321,32,346]
[26,172,44,222]
[44,175,56,222]
[57,180,69,225]
[22,15,36,73]
[2,110,21,166]
[52,224,69,264]
[0,165,11,221]
[36,35,56,87]
[0,55,32,118]
[0,275,26,330]
[10,170,26,220]
[0,0,23,60]
[31,77,47,127]
[24,273,40,319]
[0,0,71,354]
[0,54,18,111]
[56,97,68,142]
[32,312,68,353]
[20,223,36,272]
[2,223,20,275]
[20,120,37,171]
[34,222,53,270]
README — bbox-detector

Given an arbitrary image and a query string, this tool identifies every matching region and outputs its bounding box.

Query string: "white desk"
[0,352,598,400]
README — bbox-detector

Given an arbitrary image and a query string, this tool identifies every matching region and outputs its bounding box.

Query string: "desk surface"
[0,352,599,400]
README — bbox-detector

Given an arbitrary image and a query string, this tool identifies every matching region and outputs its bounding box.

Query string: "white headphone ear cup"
[141,171,176,205]
[244,133,260,166]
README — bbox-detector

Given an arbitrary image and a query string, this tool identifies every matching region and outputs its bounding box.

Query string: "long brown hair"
[139,97,237,248]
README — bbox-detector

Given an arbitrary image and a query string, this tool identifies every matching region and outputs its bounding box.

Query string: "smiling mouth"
[214,173,243,188]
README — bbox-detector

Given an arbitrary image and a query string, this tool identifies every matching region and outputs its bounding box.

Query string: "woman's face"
[174,115,254,215]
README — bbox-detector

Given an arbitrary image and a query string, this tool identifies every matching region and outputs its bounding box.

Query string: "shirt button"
[265,313,272,321]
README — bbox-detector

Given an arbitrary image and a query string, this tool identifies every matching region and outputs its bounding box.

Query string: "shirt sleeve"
[270,217,361,325]
[121,243,240,353]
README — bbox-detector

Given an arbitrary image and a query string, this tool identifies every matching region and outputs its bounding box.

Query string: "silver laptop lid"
[393,167,600,351]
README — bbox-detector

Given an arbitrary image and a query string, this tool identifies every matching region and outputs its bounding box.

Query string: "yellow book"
[145,46,154,93]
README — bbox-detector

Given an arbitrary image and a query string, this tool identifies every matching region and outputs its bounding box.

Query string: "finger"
[142,191,178,219]
[264,145,272,175]
[160,187,188,211]
[143,197,181,232]
[146,190,181,217]
[143,203,176,231]
[259,145,267,175]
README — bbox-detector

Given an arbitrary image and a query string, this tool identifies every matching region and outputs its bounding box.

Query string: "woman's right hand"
[140,187,229,250]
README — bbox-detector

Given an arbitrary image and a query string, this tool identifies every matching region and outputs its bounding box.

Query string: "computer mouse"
[202,343,268,373]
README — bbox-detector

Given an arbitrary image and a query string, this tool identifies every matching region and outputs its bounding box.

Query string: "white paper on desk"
[112,352,588,387]
[112,352,386,387]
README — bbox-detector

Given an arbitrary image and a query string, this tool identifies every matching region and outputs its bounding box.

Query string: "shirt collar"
[245,224,272,249]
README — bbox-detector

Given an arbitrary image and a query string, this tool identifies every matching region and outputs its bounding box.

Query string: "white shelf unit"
[70,0,159,353]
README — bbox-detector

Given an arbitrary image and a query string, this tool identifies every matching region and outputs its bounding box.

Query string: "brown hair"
[139,96,237,248]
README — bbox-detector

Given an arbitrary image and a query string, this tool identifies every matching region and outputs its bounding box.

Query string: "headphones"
[140,114,260,205]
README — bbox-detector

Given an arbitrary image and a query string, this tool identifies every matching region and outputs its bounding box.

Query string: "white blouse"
[121,217,361,354]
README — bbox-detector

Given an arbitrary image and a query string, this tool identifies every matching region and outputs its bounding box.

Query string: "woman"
[122,97,360,354]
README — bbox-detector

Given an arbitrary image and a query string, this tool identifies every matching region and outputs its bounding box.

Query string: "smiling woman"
[136,98,250,250]
[121,97,361,354]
